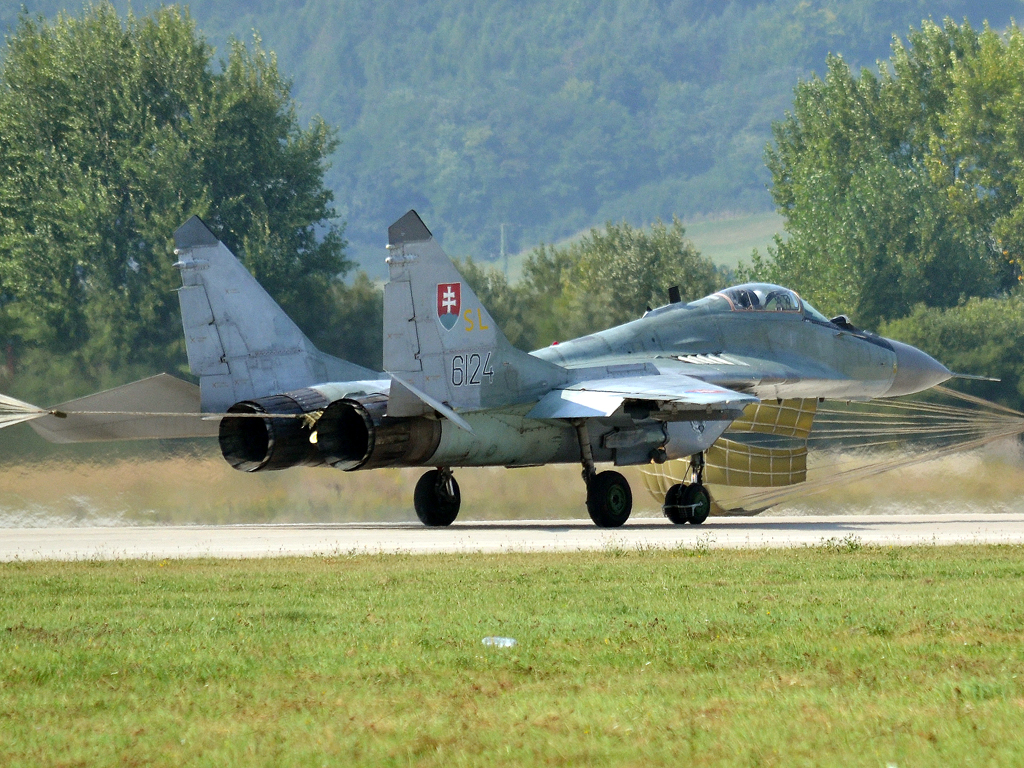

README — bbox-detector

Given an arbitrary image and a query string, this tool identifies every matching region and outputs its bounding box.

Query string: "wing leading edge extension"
[526,374,759,420]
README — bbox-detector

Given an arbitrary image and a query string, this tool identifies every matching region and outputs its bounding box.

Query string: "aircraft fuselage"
[533,293,933,402]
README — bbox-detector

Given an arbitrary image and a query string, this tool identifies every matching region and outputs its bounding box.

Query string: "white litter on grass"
[482,636,517,648]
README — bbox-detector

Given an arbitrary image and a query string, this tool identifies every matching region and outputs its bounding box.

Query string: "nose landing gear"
[663,452,711,525]
[414,467,461,526]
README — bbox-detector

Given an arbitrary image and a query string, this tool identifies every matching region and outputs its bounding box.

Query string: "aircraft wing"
[27,374,219,444]
[526,374,758,420]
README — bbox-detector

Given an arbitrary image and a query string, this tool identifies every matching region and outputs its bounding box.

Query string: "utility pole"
[500,223,508,278]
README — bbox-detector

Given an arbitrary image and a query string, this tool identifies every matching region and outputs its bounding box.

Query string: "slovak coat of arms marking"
[437,282,461,331]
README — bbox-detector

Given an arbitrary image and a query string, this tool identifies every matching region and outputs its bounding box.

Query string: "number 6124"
[451,352,494,386]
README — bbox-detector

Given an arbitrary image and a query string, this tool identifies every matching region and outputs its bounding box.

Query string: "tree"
[936,23,1024,283]
[751,19,1019,327]
[0,3,359,399]
[459,219,721,350]
[525,218,722,343]
[880,295,1024,409]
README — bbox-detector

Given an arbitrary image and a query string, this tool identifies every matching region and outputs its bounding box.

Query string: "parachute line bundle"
[642,386,1024,515]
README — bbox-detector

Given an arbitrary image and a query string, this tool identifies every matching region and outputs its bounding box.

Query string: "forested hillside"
[4,0,1020,269]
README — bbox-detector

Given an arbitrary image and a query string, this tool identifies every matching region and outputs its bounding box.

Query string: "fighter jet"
[3,211,954,527]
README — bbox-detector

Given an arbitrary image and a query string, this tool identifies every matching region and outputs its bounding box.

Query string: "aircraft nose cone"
[885,339,951,396]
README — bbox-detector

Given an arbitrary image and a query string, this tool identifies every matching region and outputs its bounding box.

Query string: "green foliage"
[459,219,721,350]
[0,3,366,399]
[307,0,1021,263]
[318,273,384,370]
[8,0,1011,266]
[936,23,1024,281]
[524,219,722,344]
[880,296,1024,409]
[753,19,1024,326]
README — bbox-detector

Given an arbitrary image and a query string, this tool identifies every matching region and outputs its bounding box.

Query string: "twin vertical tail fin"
[3,214,552,444]
[383,211,565,418]
[173,217,378,413]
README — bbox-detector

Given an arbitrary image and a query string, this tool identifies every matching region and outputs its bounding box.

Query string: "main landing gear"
[411,438,709,530]
[576,422,633,528]
[663,452,711,525]
[414,467,461,526]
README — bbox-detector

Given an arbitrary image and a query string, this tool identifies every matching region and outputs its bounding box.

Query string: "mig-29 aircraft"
[3,211,954,527]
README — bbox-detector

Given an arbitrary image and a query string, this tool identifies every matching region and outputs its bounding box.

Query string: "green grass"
[3,546,1024,766]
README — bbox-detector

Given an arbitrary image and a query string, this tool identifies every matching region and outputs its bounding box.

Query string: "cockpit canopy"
[688,283,832,322]
[717,283,800,312]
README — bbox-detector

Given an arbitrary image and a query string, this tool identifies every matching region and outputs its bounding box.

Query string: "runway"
[3,513,1024,561]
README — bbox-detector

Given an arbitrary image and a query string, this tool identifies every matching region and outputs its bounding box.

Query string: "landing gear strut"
[663,452,711,525]
[414,467,461,526]
[576,421,633,528]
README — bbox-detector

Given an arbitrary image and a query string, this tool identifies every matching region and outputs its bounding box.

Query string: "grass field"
[2,546,1024,766]
[683,211,784,270]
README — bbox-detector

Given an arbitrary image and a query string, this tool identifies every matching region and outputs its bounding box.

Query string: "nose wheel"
[663,453,711,525]
[663,482,711,525]
[414,468,461,526]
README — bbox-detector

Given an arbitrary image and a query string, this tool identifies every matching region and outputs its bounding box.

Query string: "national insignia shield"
[437,282,461,331]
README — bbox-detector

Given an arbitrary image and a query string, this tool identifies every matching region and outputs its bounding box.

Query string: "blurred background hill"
[5,1,1020,274]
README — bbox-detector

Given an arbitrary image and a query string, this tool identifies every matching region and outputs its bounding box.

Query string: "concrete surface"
[3,513,1024,560]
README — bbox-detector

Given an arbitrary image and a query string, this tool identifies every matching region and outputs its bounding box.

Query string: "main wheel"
[586,470,632,528]
[682,483,711,525]
[414,469,461,527]
[663,483,689,524]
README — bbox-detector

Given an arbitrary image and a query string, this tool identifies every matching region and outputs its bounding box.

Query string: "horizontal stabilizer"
[527,374,757,420]
[27,374,220,444]
[390,375,474,433]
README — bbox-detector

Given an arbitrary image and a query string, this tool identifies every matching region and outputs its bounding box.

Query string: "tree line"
[5,0,1015,267]
[747,18,1024,407]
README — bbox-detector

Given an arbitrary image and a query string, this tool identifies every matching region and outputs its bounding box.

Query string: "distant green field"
[2,545,1023,766]
[684,211,785,270]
